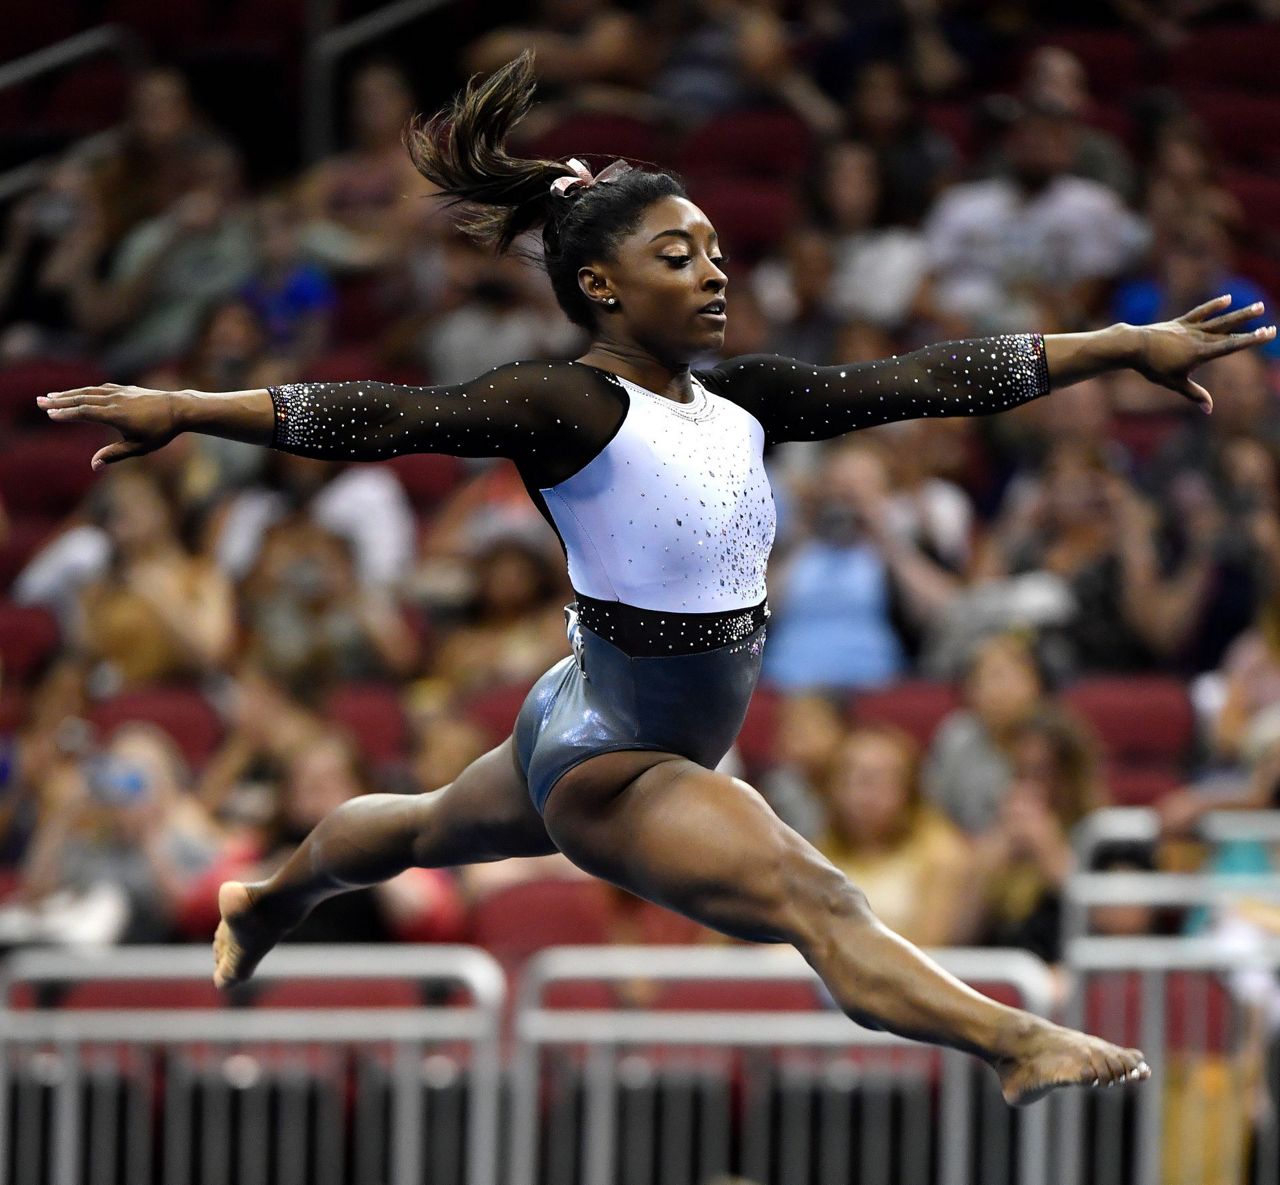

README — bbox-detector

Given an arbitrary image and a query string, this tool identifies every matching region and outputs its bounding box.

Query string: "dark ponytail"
[403,51,687,330]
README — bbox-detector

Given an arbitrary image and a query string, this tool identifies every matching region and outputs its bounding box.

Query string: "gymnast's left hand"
[1131,295,1275,414]
[37,383,180,470]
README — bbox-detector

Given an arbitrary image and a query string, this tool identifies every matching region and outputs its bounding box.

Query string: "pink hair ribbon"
[550,157,634,197]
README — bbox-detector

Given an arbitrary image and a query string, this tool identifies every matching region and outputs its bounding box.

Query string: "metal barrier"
[1072,807,1280,872]
[0,945,505,1185]
[1059,867,1280,1185]
[512,945,1058,1185]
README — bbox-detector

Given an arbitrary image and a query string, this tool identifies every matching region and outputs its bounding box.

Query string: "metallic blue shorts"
[514,609,768,814]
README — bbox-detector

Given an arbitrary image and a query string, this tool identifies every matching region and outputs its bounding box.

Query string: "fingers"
[1168,375,1214,415]
[1206,325,1277,359]
[90,440,147,471]
[1180,294,1233,323]
[37,383,121,404]
[1199,302,1265,333]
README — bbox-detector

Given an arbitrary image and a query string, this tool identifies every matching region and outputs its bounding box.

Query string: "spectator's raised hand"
[1132,296,1276,414]
[37,383,180,469]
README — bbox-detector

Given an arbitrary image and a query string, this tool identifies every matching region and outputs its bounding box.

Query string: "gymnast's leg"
[539,751,1150,1107]
[213,737,556,987]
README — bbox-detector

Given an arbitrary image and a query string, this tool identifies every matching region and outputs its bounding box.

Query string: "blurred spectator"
[295,61,433,274]
[80,142,257,377]
[240,520,420,699]
[754,693,844,841]
[972,709,1102,964]
[75,471,235,692]
[817,723,976,947]
[764,440,909,690]
[844,60,956,227]
[756,227,842,363]
[1,723,222,946]
[89,67,231,245]
[1001,46,1138,203]
[183,733,465,943]
[925,633,1048,834]
[239,194,336,363]
[429,538,567,693]
[1112,212,1277,360]
[922,99,1147,331]
[465,0,654,99]
[0,157,109,361]
[210,452,416,591]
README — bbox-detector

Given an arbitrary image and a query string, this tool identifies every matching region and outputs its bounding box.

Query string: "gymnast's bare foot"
[212,880,292,989]
[994,1016,1151,1106]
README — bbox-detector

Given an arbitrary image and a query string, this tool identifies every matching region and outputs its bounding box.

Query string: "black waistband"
[571,594,769,657]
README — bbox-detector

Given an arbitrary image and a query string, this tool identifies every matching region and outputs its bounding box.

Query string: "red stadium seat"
[89,687,224,769]
[520,113,671,170]
[43,60,130,134]
[0,359,107,429]
[1184,91,1280,171]
[251,979,422,1009]
[851,680,961,748]
[459,680,537,746]
[0,434,103,518]
[734,685,780,772]
[1110,412,1186,467]
[0,518,60,594]
[1168,23,1280,93]
[60,980,226,1009]
[1084,970,1232,1054]
[655,979,822,1012]
[382,453,464,511]
[676,109,814,180]
[322,681,409,765]
[682,177,799,262]
[471,878,613,965]
[0,602,59,683]
[1105,765,1181,808]
[1061,677,1193,767]
[1223,170,1280,234]
[0,689,27,733]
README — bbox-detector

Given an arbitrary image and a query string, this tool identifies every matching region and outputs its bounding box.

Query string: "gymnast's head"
[404,52,728,364]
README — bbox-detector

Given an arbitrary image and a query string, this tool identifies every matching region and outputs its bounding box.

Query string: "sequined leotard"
[269,334,1049,809]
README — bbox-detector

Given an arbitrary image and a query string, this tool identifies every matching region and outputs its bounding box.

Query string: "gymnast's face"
[581,196,728,362]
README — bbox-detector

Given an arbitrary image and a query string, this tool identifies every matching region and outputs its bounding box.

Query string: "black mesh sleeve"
[266,359,627,487]
[696,333,1050,445]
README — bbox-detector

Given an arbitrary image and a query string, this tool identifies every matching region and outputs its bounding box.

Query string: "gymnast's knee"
[781,850,876,953]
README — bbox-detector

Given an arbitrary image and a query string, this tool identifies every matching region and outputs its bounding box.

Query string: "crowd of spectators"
[2,2,1280,992]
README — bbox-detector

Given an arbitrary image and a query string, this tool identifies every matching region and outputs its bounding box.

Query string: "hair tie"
[550,157,633,197]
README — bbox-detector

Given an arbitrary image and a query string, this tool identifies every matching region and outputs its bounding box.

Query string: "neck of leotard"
[575,341,697,405]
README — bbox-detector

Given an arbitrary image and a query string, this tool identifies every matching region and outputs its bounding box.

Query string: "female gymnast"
[40,53,1274,1105]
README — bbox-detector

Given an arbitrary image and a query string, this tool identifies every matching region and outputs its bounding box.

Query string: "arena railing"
[0,944,505,1185]
[512,944,1058,1185]
[1058,869,1280,1185]
[1059,931,1280,1185]
[1071,806,1280,872]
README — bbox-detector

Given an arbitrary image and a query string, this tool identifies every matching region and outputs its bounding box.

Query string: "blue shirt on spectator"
[240,264,335,352]
[1112,276,1280,358]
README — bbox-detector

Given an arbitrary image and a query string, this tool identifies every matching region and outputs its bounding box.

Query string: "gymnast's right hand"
[38,382,181,470]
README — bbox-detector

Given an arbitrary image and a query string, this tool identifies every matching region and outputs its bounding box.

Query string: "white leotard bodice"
[539,375,776,613]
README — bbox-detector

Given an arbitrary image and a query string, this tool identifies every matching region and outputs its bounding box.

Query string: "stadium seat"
[251,979,422,1009]
[0,359,107,429]
[89,687,224,769]
[470,878,614,966]
[382,453,464,511]
[1061,676,1193,767]
[851,681,961,748]
[1104,765,1182,808]
[676,108,814,180]
[1110,412,1186,467]
[1168,22,1280,93]
[59,980,227,1010]
[459,679,537,745]
[1084,970,1231,1054]
[655,979,823,1012]
[0,433,103,518]
[682,177,799,263]
[1223,170,1280,234]
[0,518,59,594]
[42,60,130,134]
[1183,91,1280,171]
[322,681,409,765]
[0,689,27,733]
[520,113,671,170]
[733,684,780,772]
[0,602,59,683]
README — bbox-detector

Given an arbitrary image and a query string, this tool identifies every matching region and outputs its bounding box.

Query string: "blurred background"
[2,1,1280,1183]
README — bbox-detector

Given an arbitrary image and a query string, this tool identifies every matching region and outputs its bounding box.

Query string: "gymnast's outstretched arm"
[698,296,1275,444]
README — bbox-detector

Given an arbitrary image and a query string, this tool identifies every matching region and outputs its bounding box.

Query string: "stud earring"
[604,297,617,306]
